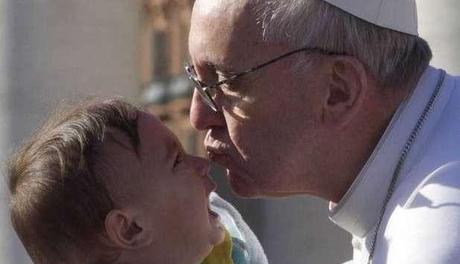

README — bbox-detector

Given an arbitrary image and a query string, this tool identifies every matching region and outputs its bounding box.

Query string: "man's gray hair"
[254,0,432,88]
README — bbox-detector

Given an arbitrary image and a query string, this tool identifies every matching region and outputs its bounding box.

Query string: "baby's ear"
[104,209,152,249]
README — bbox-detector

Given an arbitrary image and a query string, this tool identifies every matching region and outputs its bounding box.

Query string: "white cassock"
[330,66,460,264]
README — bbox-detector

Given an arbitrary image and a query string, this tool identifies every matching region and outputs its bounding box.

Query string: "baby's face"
[104,111,225,263]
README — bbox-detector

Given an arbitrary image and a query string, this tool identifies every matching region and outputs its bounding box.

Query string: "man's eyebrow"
[209,62,238,75]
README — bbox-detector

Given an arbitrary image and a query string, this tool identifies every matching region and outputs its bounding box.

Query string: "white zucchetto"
[323,0,418,36]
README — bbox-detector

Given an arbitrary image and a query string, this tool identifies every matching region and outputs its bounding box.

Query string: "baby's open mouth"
[208,207,219,218]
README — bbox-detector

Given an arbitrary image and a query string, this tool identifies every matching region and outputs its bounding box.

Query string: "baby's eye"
[173,152,184,168]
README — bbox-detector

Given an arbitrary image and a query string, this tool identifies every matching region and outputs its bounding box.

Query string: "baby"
[8,99,267,264]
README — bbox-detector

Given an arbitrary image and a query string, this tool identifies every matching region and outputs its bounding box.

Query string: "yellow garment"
[201,229,234,264]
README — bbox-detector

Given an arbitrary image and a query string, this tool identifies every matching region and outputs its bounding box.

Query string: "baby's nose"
[190,156,216,193]
[188,155,210,175]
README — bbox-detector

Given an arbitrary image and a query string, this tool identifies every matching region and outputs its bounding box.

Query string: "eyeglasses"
[185,46,344,112]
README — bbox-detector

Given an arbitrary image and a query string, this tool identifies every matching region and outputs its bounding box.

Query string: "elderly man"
[186,0,460,263]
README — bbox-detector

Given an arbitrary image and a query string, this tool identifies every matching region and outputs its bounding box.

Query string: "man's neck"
[326,82,411,203]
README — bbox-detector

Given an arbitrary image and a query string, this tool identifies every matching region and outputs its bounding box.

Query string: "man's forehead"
[190,0,264,68]
[191,0,251,41]
[193,0,247,17]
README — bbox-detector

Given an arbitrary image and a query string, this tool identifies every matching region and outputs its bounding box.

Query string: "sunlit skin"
[188,0,409,202]
[100,112,225,264]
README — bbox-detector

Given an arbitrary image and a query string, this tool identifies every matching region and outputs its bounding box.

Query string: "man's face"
[104,112,224,263]
[188,0,328,197]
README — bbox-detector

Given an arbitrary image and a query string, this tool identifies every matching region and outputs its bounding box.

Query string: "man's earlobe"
[323,57,367,127]
[104,209,152,249]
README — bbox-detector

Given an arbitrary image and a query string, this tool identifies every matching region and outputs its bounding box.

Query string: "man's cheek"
[223,103,250,120]
[230,129,259,160]
[222,91,256,119]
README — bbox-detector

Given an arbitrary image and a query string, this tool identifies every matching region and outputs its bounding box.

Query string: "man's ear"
[322,56,368,128]
[104,209,152,249]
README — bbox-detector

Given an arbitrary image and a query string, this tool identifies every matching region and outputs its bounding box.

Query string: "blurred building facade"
[140,0,200,154]
[1,0,143,263]
[1,0,460,263]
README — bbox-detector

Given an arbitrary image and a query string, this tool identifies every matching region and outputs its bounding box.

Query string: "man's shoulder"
[404,161,460,209]
[384,161,460,263]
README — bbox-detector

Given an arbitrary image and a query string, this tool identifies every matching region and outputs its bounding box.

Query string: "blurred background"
[0,0,459,263]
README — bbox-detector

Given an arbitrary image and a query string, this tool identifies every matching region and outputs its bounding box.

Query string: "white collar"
[329,66,443,237]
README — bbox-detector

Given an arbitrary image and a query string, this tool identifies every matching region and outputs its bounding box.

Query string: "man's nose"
[189,90,224,131]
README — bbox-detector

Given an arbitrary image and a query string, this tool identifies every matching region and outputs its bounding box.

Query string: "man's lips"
[205,145,233,168]
[204,132,231,155]
[205,145,226,156]
[204,131,234,167]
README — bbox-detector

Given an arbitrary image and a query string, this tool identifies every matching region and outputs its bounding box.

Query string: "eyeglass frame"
[185,46,345,112]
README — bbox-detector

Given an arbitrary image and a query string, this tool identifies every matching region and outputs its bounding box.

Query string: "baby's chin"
[209,220,226,246]
[198,226,228,264]
[208,208,226,245]
[195,228,226,264]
